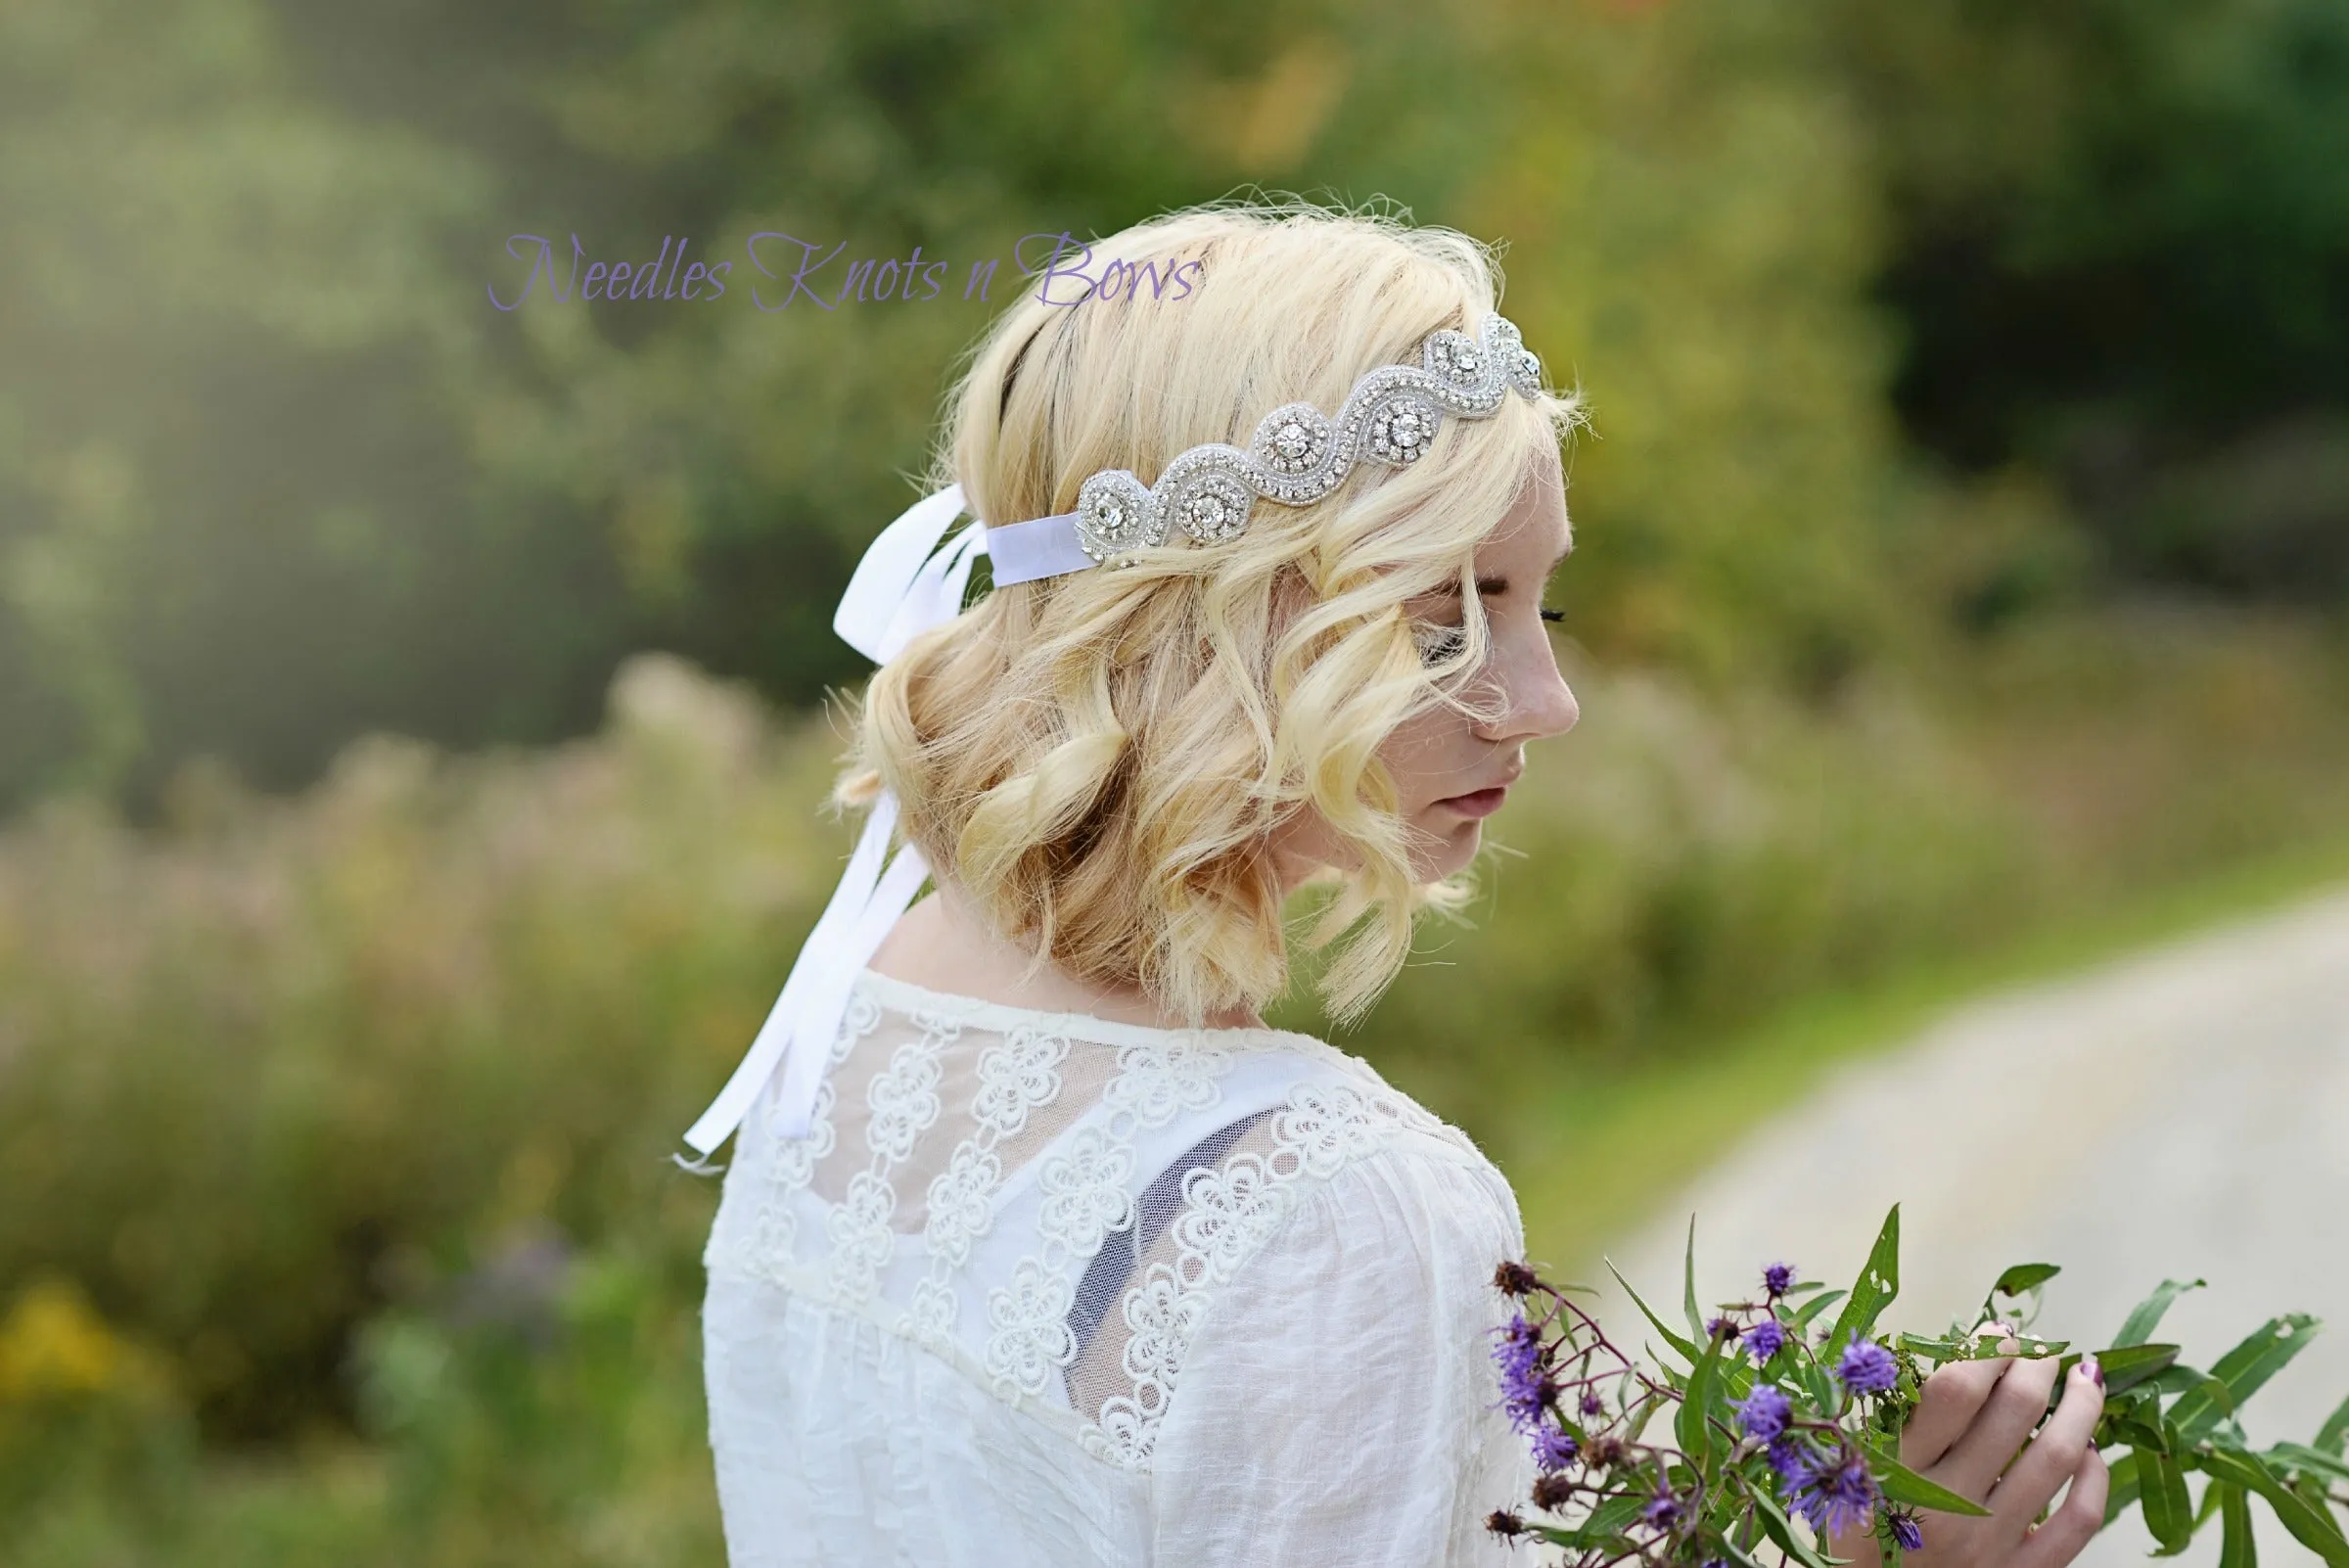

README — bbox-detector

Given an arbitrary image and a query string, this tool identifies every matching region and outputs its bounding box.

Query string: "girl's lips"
[1435,786,1508,819]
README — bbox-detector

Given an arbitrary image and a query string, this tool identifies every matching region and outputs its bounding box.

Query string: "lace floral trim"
[981,1030,1234,1402]
[1078,1078,1467,1472]
[823,1008,953,1304]
[910,1023,1070,1339]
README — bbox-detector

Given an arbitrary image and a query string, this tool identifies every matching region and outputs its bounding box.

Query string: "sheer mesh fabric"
[701,968,1497,1473]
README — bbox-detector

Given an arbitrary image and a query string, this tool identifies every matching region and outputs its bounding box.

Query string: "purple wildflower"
[1744,1316,1788,1363]
[1643,1491,1685,1531]
[1580,1391,1605,1418]
[1790,1449,1880,1538]
[1837,1336,1900,1396]
[1531,1423,1579,1472]
[1735,1384,1792,1442]
[1494,1313,1541,1376]
[1501,1372,1554,1433]
[1767,1434,1813,1484]
[1762,1262,1796,1298]
[1888,1508,1925,1552]
[1492,1314,1547,1430]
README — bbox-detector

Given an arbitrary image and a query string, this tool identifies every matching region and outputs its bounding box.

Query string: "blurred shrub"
[0,654,835,1441]
[0,1240,719,1568]
[0,1278,195,1529]
[348,1234,722,1568]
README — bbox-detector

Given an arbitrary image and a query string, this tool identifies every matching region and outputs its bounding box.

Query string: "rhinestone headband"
[982,310,1545,585]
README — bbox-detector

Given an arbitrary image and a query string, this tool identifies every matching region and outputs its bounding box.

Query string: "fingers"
[2013,1444,2111,1568]
[1901,1336,2019,1471]
[1825,1517,1885,1568]
[1988,1359,2107,1543]
[1934,1349,2064,1500]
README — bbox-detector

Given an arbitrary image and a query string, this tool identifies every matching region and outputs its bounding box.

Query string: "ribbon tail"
[678,794,900,1159]
[769,842,932,1138]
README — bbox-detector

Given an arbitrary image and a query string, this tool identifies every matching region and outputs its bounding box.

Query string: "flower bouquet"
[1487,1205,2349,1565]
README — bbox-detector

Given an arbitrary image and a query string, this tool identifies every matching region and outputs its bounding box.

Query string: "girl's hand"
[1831,1331,2108,1568]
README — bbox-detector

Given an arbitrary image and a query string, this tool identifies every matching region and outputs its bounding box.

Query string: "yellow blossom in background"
[0,1277,172,1406]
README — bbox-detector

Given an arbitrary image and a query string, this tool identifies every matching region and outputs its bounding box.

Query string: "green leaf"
[1589,1494,1646,1535]
[1826,1206,1902,1356]
[2110,1393,2172,1454]
[1533,1521,1639,1550]
[2117,1279,2207,1348]
[2200,1448,2349,1568]
[2104,1451,2142,1527]
[1680,1318,1728,1468]
[2219,1482,2257,1568]
[2087,1342,2181,1399]
[1994,1262,2062,1297]
[1623,1389,1665,1444]
[2267,1443,2349,1485]
[2175,1316,2323,1442]
[1901,1327,2066,1367]
[2317,1392,2349,1457]
[1793,1290,1848,1332]
[2142,1448,2195,1553]
[2149,1364,2217,1397]
[1983,1261,2061,1323]
[1875,1456,1992,1518]
[2050,1342,2177,1419]
[1684,1216,1705,1341]
[1751,1484,1835,1568]
[1533,1498,1646,1552]
[1608,1258,1700,1365]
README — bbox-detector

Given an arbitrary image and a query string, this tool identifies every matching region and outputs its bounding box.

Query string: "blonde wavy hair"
[835,199,1587,1026]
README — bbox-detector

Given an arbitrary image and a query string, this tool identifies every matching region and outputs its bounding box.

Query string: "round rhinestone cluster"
[1367,394,1442,464]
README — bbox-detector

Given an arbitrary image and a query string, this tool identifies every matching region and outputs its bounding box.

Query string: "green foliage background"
[2,0,2346,1559]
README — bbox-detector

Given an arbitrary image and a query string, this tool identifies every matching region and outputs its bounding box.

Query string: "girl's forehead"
[1476,474,1572,569]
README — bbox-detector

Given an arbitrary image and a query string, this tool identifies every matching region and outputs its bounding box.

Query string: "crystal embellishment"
[1067,312,1544,565]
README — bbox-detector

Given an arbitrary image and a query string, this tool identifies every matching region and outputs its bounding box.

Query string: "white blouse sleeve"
[1147,1134,1537,1568]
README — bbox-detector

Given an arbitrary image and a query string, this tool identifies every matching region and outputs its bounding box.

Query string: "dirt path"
[1597,885,2349,1566]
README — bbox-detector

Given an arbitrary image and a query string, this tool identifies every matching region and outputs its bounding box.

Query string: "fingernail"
[2082,1354,2103,1387]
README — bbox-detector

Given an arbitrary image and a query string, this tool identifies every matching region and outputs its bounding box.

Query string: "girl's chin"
[1410,815,1484,882]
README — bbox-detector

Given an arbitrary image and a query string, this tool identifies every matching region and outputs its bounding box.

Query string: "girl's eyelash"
[1418,608,1564,663]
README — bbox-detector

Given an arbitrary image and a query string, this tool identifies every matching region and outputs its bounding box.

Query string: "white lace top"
[699,968,1535,1566]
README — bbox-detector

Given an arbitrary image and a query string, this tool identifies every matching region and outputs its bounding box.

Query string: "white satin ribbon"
[678,483,1105,1163]
[986,511,1094,585]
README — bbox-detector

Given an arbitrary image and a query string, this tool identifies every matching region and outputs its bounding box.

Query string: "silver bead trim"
[1070,313,1543,565]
